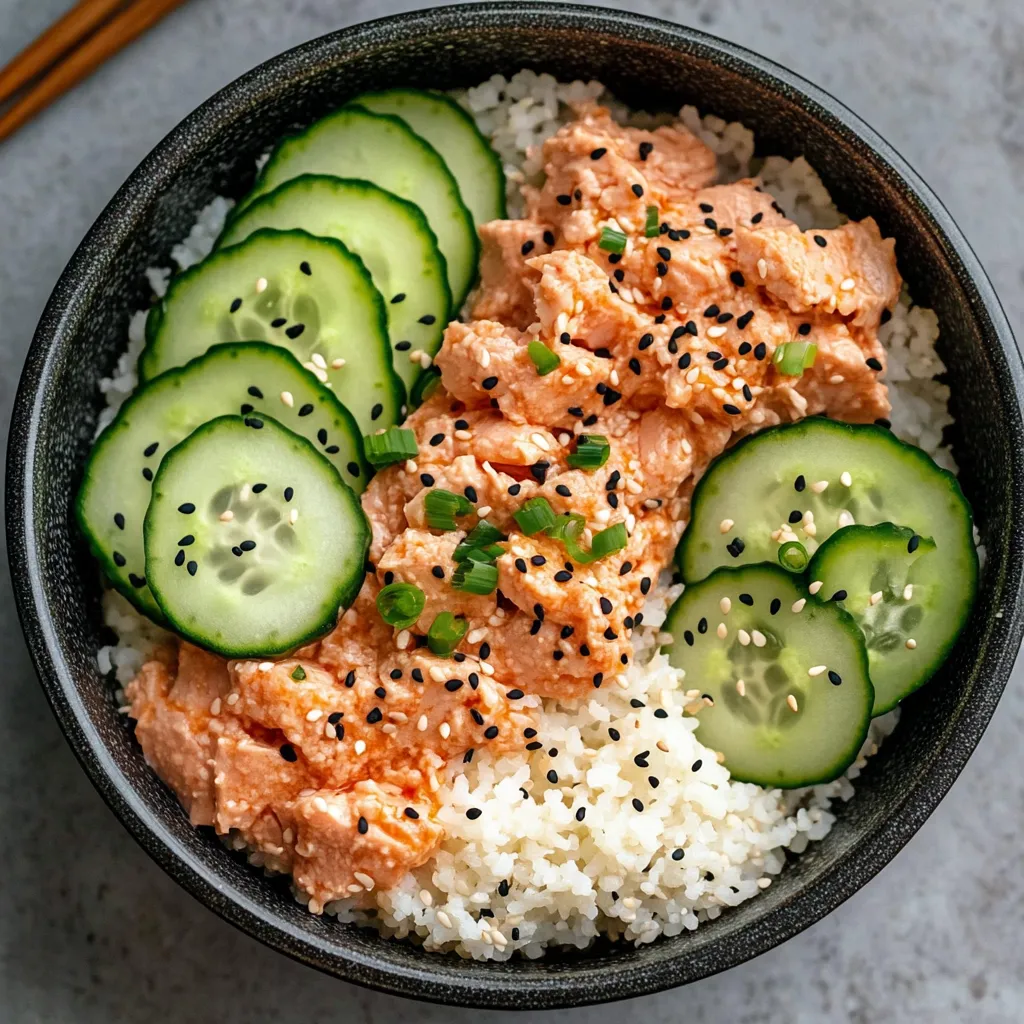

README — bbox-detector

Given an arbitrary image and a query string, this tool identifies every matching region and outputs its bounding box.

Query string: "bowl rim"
[7,1,1024,1010]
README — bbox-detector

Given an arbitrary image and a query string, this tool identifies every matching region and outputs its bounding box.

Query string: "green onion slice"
[598,227,627,254]
[410,366,442,407]
[773,341,818,377]
[514,497,557,536]
[376,582,426,629]
[363,426,419,467]
[590,522,628,559]
[427,612,468,656]
[424,488,475,531]
[290,665,306,681]
[547,513,592,563]
[777,541,810,573]
[566,434,610,470]
[451,559,499,595]
[453,541,506,563]
[528,340,561,376]
[644,205,660,237]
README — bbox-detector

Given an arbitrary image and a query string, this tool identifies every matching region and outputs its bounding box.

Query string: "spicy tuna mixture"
[126,104,900,913]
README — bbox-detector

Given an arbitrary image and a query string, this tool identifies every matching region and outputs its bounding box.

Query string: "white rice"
[97,70,954,961]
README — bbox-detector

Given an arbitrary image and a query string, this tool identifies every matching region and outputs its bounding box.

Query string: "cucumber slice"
[218,176,449,397]
[141,229,402,435]
[679,421,978,620]
[234,106,478,307]
[77,342,369,620]
[664,564,873,788]
[145,414,369,657]
[350,88,506,225]
[807,523,955,715]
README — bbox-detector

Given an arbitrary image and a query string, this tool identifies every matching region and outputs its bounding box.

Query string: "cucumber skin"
[76,341,371,622]
[806,522,967,716]
[678,419,978,585]
[143,414,370,658]
[663,563,874,788]
[348,88,507,223]
[236,107,479,310]
[138,229,402,431]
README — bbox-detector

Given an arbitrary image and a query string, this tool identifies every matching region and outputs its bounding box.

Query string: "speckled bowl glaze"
[7,2,1023,1010]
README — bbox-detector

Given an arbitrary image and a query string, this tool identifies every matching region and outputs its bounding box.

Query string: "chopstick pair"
[0,0,190,143]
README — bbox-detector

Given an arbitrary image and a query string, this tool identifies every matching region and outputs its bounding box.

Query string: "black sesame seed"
[795,474,806,492]
[770,598,782,615]
[730,271,746,287]
[754,342,767,360]
[672,848,685,861]
[173,506,191,517]
[515,558,528,574]
[371,403,383,421]
[908,535,921,553]
[285,323,305,339]
[344,671,356,688]
[813,234,828,247]
[466,807,482,820]
[632,798,644,812]
[866,357,883,371]
[531,461,550,483]
[630,699,645,709]
[798,322,812,337]
[555,484,572,497]
[661,296,673,310]
[554,570,572,582]
[683,630,694,646]
[141,468,153,482]
[723,403,741,415]
[429,433,445,447]
[726,538,745,557]
[172,550,183,567]
[739,593,754,606]
[470,709,484,726]
[418,314,437,326]
[638,141,653,160]
[876,417,892,428]
[526,741,543,751]
[445,679,463,692]
[714,358,729,371]
[573,189,582,201]
[366,707,383,724]
[298,403,313,417]
[631,183,644,198]
[831,589,848,602]
[481,376,499,391]
[229,297,242,313]
[697,617,708,634]
[270,318,286,329]
[556,194,572,206]
[279,743,297,762]
[717,312,734,324]
[640,576,652,595]
[678,352,691,370]
[186,561,197,576]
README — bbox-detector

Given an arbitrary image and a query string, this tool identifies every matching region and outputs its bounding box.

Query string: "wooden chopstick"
[0,0,128,106]
[0,0,190,144]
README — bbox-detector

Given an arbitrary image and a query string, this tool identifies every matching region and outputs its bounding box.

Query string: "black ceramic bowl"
[8,2,1023,1010]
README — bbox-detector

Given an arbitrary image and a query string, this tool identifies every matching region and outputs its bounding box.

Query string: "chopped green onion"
[424,488,475,531]
[451,559,499,595]
[376,582,426,628]
[773,341,818,377]
[410,366,441,407]
[566,434,610,470]
[290,665,306,681]
[528,340,561,376]
[465,520,505,547]
[547,513,592,563]
[363,426,419,467]
[427,612,468,656]
[777,541,810,573]
[590,522,628,560]
[453,541,506,563]
[598,227,627,254]
[644,205,660,237]
[514,497,557,536]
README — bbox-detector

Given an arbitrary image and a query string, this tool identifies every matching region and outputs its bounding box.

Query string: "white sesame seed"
[840,471,852,487]
[219,510,234,522]
[306,708,323,722]
[720,597,731,613]
[811,480,829,494]
[904,584,914,601]
[409,349,424,363]
[209,697,222,715]
[353,872,375,890]
[906,638,918,649]
[324,722,336,739]
[436,910,453,928]
[707,325,728,339]
[347,884,363,894]
[719,518,734,534]
[419,352,432,369]
[429,666,447,682]
[757,258,768,279]
[717,622,727,639]
[870,591,884,606]
[558,433,571,446]
[455,429,472,441]
[417,714,428,732]
[751,629,766,648]
[311,352,327,370]
[226,692,239,706]
[787,693,799,712]
[404,459,417,474]
[808,580,823,595]
[738,629,751,646]
[685,366,700,384]
[577,363,592,377]
[467,628,488,644]
[829,374,845,385]
[439,722,451,739]
[610,369,620,386]
[239,484,251,502]
[735,679,746,697]
[313,796,328,812]
[758,877,772,889]
[808,665,827,677]
[258,661,273,672]
[419,889,433,907]
[354,740,366,755]
[838,510,855,528]
[626,479,642,495]
[480,661,495,676]
[331,358,346,369]
[530,432,551,451]
[803,521,818,537]
[477,348,491,368]
[280,390,294,407]
[840,277,856,291]
[561,375,575,386]
[792,598,806,612]
[396,629,411,650]
[289,508,298,525]
[255,277,268,293]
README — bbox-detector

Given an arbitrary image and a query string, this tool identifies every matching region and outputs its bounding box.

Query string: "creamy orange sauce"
[127,104,899,911]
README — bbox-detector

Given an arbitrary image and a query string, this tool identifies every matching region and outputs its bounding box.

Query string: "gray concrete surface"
[1,1,1022,1021]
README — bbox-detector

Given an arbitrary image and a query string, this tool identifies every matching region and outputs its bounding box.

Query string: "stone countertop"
[1,1,1021,1021]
